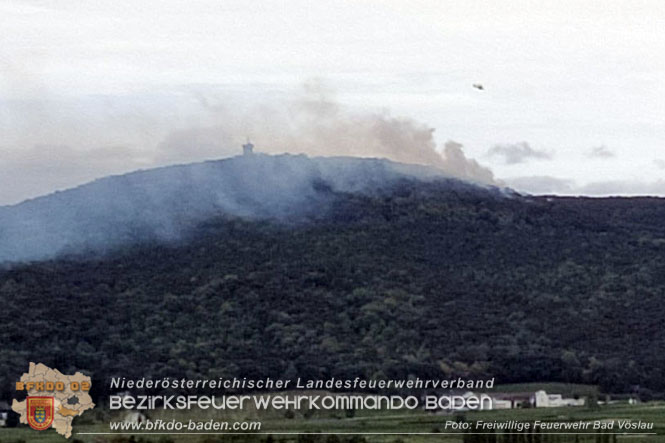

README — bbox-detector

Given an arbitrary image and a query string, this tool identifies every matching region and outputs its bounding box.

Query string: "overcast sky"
[1,0,665,205]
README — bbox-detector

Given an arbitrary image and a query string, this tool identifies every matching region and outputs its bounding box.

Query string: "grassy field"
[1,400,663,443]
[488,384,600,398]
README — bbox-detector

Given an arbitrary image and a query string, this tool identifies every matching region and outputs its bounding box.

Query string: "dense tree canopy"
[1,180,664,402]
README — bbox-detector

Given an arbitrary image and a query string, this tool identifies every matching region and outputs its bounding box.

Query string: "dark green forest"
[1,180,665,402]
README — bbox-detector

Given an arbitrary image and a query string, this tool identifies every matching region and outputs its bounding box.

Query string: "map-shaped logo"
[12,362,95,438]
[26,397,54,431]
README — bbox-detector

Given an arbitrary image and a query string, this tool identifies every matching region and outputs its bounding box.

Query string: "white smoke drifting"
[0,81,503,262]
[156,81,498,186]
[0,82,497,206]
[0,154,500,264]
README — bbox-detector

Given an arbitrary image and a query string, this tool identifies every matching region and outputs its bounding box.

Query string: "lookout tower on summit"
[242,139,254,156]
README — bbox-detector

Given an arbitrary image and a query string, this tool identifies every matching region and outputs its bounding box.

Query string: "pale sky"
[1,0,665,204]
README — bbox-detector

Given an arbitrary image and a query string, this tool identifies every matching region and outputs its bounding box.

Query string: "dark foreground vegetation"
[1,179,665,401]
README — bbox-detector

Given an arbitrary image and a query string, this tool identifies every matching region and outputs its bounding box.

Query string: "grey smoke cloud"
[0,154,496,263]
[0,82,498,206]
[587,145,615,159]
[486,142,551,165]
[156,81,498,186]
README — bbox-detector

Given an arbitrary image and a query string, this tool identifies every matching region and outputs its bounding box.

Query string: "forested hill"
[0,154,492,263]
[1,165,665,402]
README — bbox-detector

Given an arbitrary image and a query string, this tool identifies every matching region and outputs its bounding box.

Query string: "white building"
[479,390,585,410]
[535,390,585,407]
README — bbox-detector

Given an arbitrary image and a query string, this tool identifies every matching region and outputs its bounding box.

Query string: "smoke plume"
[0,81,501,262]
[156,81,497,186]
[0,81,497,206]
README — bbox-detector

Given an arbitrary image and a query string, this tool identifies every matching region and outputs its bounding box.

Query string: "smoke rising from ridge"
[0,154,499,264]
[157,81,498,186]
[0,81,497,205]
[0,81,505,263]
